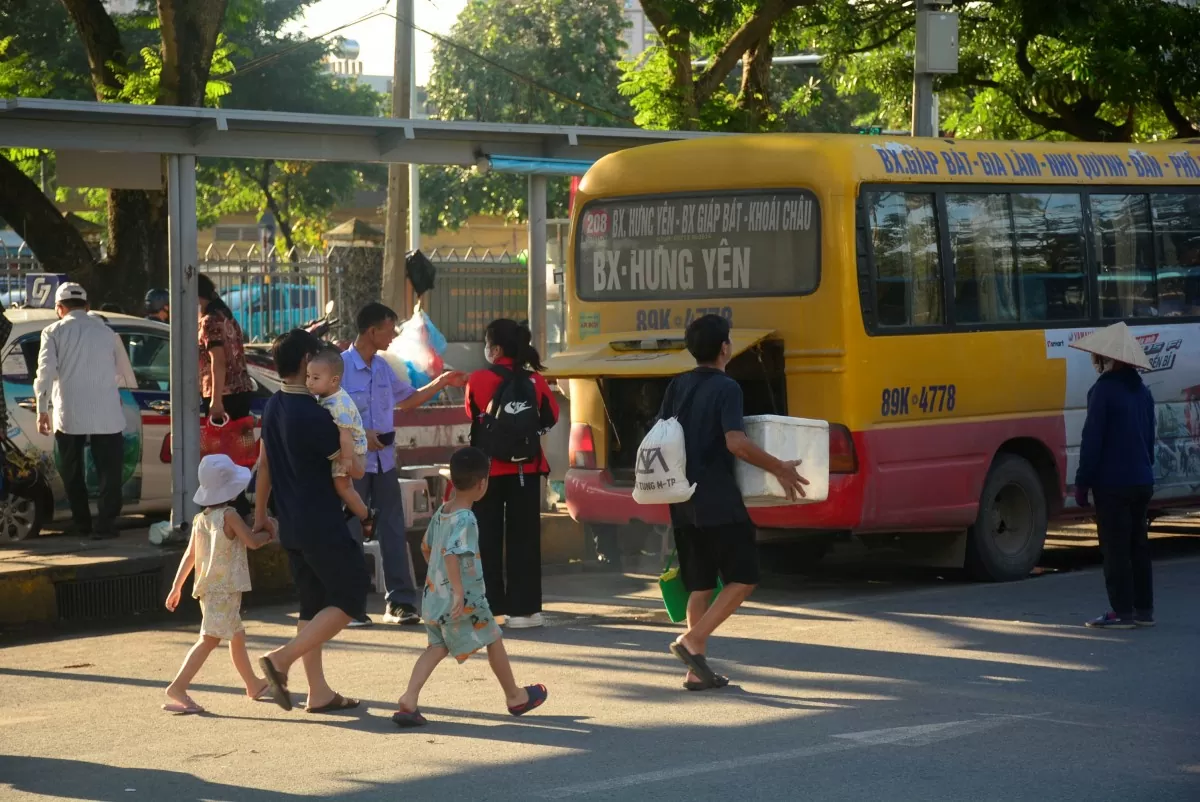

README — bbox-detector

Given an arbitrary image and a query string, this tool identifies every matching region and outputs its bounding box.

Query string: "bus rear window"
[576,191,820,302]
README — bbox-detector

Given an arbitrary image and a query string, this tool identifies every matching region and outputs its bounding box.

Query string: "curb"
[0,513,586,633]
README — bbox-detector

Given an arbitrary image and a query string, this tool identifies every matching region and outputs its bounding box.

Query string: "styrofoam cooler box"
[735,415,829,505]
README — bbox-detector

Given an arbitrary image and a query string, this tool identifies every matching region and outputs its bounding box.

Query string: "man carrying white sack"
[658,314,808,691]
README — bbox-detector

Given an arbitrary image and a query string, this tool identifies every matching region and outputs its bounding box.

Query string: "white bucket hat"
[193,453,252,507]
[1068,321,1152,371]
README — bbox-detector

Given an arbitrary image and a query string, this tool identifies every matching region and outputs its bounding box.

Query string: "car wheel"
[0,490,43,542]
[966,455,1048,582]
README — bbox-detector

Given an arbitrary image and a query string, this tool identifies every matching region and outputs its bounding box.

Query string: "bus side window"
[867,192,944,328]
[1153,194,1200,318]
[1092,194,1156,320]
[946,193,1019,325]
[1011,193,1088,322]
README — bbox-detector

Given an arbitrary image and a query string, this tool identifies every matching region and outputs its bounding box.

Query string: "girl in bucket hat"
[162,454,276,714]
[1070,322,1157,630]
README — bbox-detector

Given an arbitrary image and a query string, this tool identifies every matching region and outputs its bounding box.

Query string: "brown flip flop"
[258,656,292,711]
[683,674,730,691]
[306,693,360,714]
[670,640,718,687]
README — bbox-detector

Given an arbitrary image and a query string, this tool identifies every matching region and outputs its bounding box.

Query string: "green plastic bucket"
[659,551,723,624]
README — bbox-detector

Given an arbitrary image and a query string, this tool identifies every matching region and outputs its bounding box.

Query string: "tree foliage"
[624,0,1200,142]
[0,0,231,306]
[0,0,385,301]
[807,0,1200,142]
[420,0,631,234]
[199,1,385,253]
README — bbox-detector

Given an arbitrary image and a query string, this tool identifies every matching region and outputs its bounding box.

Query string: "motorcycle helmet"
[145,288,169,314]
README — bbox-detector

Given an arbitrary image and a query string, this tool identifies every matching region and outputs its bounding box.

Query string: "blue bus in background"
[221,282,320,342]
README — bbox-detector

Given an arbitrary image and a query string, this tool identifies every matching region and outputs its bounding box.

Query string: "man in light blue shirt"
[341,302,465,625]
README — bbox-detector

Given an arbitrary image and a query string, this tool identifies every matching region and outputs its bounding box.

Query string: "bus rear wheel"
[966,455,1047,582]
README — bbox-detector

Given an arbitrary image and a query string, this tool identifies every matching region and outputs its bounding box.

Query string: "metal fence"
[2,242,537,344]
[423,248,527,342]
[199,244,340,344]
[0,247,40,307]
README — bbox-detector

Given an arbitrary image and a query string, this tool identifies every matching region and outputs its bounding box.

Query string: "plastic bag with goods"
[384,304,449,404]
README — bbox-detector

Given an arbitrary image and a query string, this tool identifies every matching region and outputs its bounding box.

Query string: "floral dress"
[421,506,501,662]
[191,506,252,640]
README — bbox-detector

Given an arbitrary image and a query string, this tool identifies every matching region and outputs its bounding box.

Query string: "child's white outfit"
[319,387,368,478]
[192,506,252,640]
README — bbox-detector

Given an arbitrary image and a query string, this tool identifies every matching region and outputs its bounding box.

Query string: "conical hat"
[1069,322,1151,370]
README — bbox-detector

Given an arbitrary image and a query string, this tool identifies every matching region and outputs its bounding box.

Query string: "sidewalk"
[0,512,592,631]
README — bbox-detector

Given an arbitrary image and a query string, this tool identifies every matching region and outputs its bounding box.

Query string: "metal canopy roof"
[0,97,711,164]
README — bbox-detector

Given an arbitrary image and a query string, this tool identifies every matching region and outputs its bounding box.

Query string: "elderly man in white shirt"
[34,282,130,540]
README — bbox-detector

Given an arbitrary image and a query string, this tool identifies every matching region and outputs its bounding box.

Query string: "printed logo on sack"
[636,447,668,475]
[503,401,531,415]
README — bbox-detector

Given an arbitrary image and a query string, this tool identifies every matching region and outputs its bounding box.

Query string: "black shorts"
[675,520,760,592]
[287,538,369,621]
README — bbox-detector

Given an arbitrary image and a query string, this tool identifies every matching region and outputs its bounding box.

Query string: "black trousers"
[1093,485,1154,616]
[475,473,542,617]
[55,432,124,535]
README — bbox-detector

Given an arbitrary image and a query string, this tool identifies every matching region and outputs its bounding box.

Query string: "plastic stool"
[362,540,385,594]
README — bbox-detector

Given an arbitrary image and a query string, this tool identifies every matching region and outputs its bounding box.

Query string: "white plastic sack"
[632,416,696,505]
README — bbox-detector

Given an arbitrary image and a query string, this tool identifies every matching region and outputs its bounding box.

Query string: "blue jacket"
[1075,368,1156,490]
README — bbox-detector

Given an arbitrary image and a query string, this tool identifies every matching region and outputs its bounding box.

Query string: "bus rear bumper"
[564,468,865,530]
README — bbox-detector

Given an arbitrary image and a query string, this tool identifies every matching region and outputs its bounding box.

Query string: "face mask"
[483,345,495,364]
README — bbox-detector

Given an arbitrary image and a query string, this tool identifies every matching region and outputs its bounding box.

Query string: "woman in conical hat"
[1069,322,1156,629]
[1069,321,1152,371]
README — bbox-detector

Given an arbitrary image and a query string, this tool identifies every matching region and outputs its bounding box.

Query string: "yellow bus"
[546,134,1200,580]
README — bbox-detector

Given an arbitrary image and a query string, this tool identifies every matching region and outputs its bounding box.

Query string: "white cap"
[54,282,88,304]
[193,453,252,507]
[1068,322,1152,371]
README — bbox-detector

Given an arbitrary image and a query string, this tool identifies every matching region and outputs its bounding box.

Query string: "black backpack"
[475,366,543,464]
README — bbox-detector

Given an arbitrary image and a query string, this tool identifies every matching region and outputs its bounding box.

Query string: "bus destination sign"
[577,190,820,302]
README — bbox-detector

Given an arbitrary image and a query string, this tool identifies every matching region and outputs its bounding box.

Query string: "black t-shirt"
[658,367,748,528]
[261,386,351,549]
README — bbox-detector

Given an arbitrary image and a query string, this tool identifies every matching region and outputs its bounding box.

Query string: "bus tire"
[966,455,1047,582]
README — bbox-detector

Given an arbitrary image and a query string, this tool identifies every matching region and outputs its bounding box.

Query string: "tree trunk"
[640,0,697,128]
[97,188,170,309]
[157,0,229,106]
[0,154,96,276]
[737,37,774,130]
[330,245,383,342]
[58,0,126,97]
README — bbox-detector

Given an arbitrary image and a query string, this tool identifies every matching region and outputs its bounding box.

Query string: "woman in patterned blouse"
[197,274,255,424]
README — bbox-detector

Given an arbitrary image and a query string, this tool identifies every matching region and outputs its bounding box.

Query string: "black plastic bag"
[406,250,437,296]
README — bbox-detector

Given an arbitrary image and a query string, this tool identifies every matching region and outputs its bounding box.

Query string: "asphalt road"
[1,536,1198,802]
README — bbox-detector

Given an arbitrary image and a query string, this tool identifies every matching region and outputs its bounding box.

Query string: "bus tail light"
[828,424,858,474]
[569,423,597,469]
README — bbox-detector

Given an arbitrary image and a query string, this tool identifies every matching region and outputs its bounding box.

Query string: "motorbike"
[302,300,350,350]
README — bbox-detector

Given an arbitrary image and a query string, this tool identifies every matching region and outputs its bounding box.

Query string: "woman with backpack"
[465,319,559,629]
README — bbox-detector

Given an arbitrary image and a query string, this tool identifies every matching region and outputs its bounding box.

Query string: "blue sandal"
[508,684,548,716]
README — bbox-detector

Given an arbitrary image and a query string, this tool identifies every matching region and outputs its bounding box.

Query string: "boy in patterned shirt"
[305,348,374,533]
[391,446,548,727]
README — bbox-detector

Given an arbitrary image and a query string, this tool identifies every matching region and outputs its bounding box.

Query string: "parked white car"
[0,309,272,540]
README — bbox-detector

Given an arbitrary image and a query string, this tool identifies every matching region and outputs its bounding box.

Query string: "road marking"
[832,717,1012,747]
[536,717,1015,798]
[536,742,855,799]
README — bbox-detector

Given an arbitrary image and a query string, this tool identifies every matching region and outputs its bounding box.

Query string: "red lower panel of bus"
[855,415,1067,532]
[564,416,1068,533]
